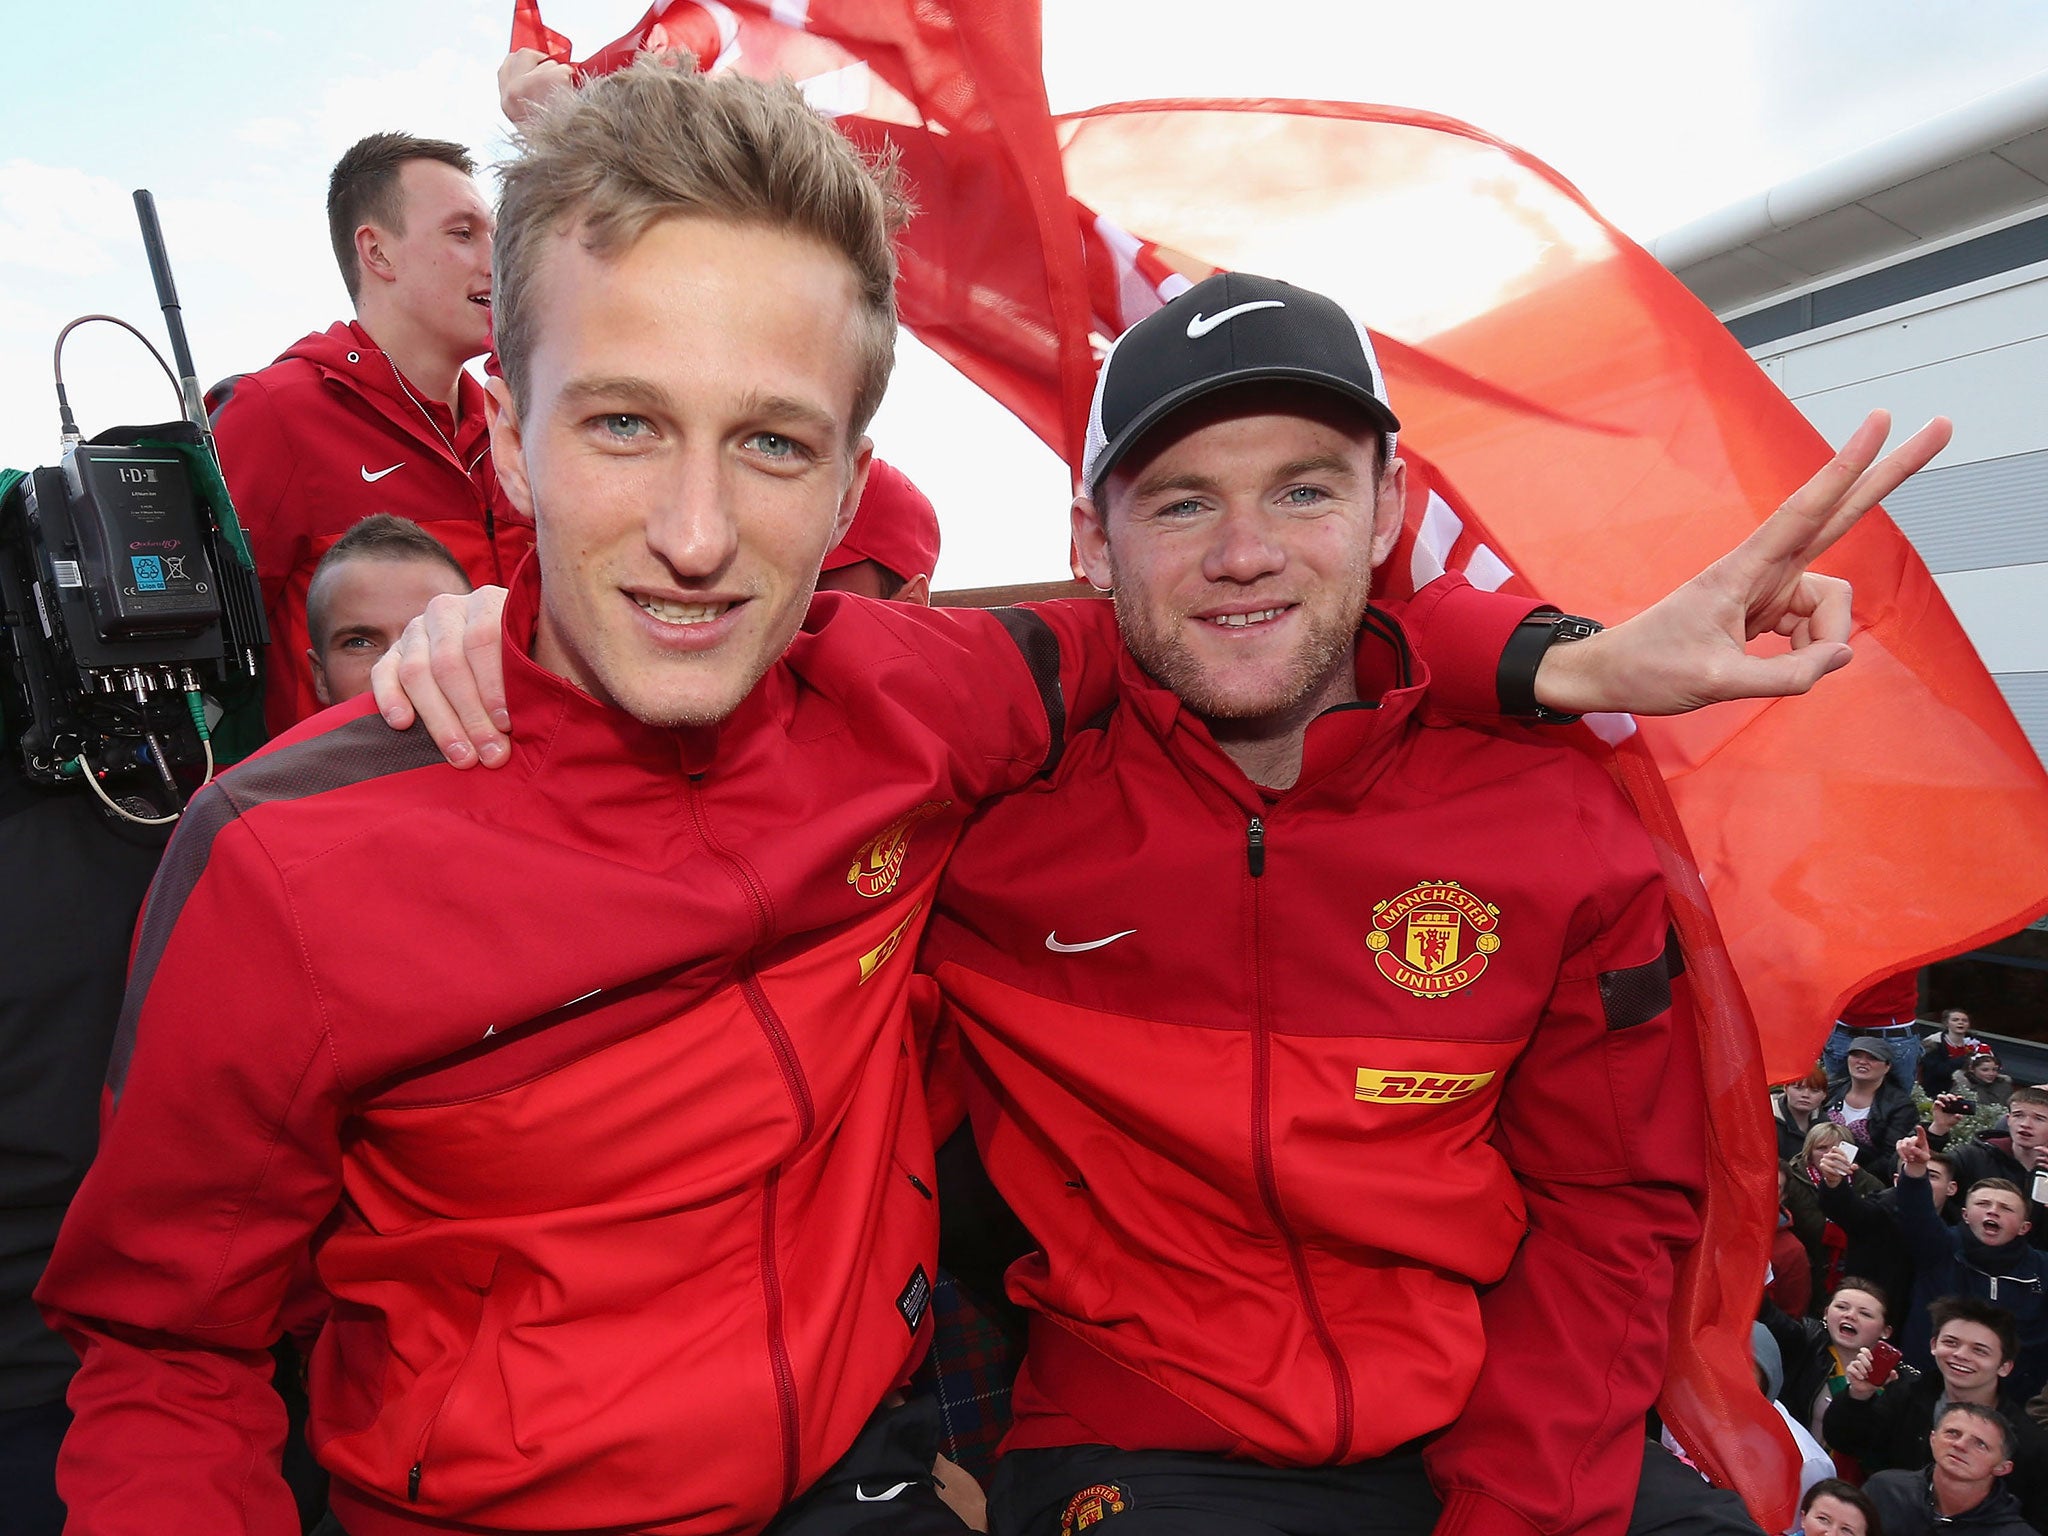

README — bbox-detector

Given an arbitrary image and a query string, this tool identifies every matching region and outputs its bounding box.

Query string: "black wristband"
[1497,611,1603,722]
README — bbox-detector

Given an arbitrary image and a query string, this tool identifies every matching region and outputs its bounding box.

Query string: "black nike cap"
[1082,271,1401,498]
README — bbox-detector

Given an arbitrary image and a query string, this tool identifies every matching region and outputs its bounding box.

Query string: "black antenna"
[133,190,209,434]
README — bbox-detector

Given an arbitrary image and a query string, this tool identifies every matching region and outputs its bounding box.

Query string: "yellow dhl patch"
[858,902,924,984]
[1354,1067,1496,1104]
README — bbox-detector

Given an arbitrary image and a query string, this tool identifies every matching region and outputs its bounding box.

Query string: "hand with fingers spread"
[1533,410,1953,717]
[370,586,513,767]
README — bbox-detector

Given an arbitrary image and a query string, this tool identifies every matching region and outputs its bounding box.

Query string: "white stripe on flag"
[770,0,810,25]
[1091,215,1170,330]
[1463,543,1513,593]
[797,60,871,117]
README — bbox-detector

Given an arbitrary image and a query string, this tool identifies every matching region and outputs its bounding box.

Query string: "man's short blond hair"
[494,57,910,440]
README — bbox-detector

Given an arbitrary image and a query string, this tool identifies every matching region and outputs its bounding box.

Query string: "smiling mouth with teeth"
[1206,608,1289,628]
[634,595,731,626]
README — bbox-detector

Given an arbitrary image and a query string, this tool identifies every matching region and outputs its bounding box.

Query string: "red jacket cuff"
[1433,1486,1550,1536]
[1403,575,1550,719]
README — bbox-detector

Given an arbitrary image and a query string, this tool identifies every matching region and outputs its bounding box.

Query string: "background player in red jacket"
[207,131,531,735]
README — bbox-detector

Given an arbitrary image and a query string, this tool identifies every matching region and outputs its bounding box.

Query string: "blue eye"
[746,432,799,458]
[1283,485,1327,506]
[600,415,648,439]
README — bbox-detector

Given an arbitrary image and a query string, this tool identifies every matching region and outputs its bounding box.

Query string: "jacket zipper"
[381,353,504,575]
[687,776,776,944]
[687,775,809,1501]
[1244,813,1354,1460]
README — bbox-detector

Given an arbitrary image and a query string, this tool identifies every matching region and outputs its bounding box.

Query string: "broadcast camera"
[0,192,266,824]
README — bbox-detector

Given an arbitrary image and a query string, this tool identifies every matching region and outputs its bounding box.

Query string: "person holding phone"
[1762,1278,1898,1440]
[1823,1296,2048,1526]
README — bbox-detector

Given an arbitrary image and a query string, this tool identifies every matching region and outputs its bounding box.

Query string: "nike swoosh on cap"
[1045,929,1137,954]
[854,1483,914,1502]
[1185,300,1286,339]
[361,462,404,482]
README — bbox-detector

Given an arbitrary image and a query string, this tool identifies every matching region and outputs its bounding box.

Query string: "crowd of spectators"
[1764,1011,2048,1532]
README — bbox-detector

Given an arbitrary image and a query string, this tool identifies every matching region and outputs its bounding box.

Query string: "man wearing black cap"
[915,271,1822,1536]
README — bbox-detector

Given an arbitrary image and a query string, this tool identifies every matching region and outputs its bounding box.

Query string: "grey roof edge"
[1647,70,2048,273]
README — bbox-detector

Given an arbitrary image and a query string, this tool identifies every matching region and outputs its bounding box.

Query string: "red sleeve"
[1423,761,1707,1536]
[862,596,1126,799]
[36,807,346,1536]
[1399,573,1550,719]
[209,375,315,736]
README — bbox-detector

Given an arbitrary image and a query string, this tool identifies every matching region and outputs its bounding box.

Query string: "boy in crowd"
[1931,1086,2048,1249]
[1898,1129,2048,1394]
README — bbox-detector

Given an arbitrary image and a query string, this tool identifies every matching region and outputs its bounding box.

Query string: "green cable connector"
[185,688,211,743]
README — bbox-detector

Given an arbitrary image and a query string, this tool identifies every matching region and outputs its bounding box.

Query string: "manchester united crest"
[1061,1483,1130,1534]
[846,802,949,898]
[1365,880,1501,998]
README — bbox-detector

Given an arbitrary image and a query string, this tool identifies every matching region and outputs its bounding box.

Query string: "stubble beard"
[1108,546,1376,726]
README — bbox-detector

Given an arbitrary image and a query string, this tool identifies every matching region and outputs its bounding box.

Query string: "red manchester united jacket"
[206,322,533,736]
[924,595,1708,1536]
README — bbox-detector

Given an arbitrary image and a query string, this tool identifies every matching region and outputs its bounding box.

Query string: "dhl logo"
[1354,1067,1496,1104]
[858,903,924,984]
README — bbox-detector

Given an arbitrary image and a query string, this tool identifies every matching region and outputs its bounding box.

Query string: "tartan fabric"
[912,1270,1020,1486]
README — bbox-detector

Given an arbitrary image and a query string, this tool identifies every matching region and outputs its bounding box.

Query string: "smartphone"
[2033,1168,2048,1208]
[1866,1339,1904,1387]
[1839,1143,1859,1164]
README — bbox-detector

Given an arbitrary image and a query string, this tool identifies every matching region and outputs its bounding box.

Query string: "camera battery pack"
[61,444,218,638]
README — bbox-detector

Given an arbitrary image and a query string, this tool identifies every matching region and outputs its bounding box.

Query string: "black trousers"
[988,1439,1763,1536]
[312,1395,969,1536]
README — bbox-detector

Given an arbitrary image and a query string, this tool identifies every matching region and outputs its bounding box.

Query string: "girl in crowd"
[1762,1277,1898,1440]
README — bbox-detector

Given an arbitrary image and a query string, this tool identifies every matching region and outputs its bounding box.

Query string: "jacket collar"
[283,320,492,465]
[498,553,794,783]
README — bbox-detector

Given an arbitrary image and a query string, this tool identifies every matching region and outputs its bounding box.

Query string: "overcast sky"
[7,0,2048,587]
